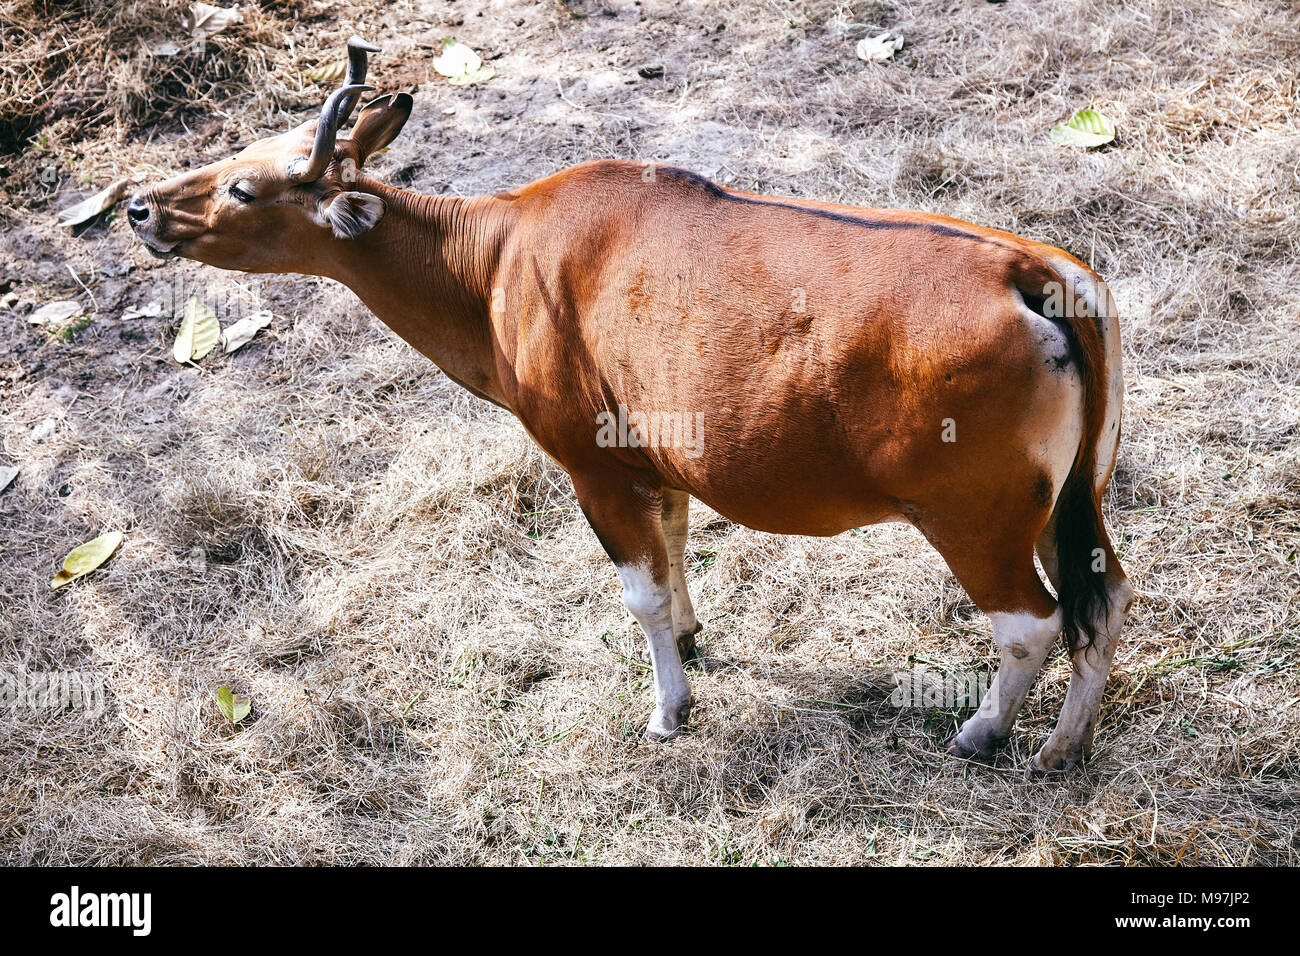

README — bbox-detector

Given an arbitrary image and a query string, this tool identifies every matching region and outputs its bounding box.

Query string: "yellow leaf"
[173,296,220,364]
[432,38,495,86]
[303,60,347,85]
[51,531,123,590]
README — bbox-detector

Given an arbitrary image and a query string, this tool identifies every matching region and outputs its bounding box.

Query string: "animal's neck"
[323,178,511,406]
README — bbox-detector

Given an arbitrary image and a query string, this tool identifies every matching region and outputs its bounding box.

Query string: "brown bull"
[128,38,1133,771]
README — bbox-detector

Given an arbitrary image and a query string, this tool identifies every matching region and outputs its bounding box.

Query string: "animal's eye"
[229,183,256,204]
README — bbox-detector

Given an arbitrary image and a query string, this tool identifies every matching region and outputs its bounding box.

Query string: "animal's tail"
[1011,252,1115,652]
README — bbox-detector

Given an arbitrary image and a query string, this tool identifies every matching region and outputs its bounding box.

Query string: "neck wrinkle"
[324,177,511,406]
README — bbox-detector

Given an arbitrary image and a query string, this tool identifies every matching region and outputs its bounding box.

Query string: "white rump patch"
[1013,284,1084,507]
[1047,256,1123,490]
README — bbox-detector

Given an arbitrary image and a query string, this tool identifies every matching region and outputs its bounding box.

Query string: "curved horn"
[287,82,374,182]
[336,36,382,127]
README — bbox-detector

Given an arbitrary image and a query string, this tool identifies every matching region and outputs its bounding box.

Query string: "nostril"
[126,196,150,224]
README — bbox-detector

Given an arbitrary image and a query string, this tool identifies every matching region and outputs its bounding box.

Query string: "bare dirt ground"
[1,0,1298,864]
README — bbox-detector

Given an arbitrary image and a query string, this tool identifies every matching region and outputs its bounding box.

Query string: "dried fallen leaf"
[31,418,56,442]
[1050,108,1116,149]
[220,310,273,353]
[0,466,17,494]
[57,179,130,228]
[303,59,347,85]
[183,3,242,38]
[216,686,252,723]
[51,531,123,590]
[122,301,164,321]
[28,300,82,327]
[432,38,495,85]
[856,31,904,62]
[173,296,220,364]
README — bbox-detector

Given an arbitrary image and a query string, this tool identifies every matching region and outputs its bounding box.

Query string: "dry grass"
[1,0,1298,864]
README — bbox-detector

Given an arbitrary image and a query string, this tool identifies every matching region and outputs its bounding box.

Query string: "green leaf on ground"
[216,686,252,723]
[1050,108,1116,148]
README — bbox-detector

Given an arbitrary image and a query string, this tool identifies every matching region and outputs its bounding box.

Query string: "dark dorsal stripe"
[658,166,1001,246]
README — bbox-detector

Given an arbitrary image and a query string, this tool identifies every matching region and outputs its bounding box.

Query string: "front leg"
[641,487,703,665]
[574,472,693,740]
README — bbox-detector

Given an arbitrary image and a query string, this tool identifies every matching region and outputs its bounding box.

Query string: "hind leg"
[922,511,1062,758]
[1033,530,1134,772]
[946,572,1062,758]
[949,605,1063,758]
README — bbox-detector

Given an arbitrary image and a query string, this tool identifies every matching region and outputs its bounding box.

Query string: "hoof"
[644,696,694,741]
[946,735,977,758]
[946,729,1005,761]
[1028,747,1083,776]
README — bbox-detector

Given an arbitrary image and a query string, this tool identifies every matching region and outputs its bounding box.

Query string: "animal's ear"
[321,191,385,239]
[348,92,413,165]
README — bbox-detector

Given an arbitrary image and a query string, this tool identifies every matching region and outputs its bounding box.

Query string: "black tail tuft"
[1053,465,1112,654]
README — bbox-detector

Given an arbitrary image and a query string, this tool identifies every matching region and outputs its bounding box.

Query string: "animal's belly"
[669,447,904,537]
[693,492,904,536]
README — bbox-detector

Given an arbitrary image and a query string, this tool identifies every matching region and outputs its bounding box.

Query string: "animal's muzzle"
[126,195,151,226]
[126,192,179,258]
